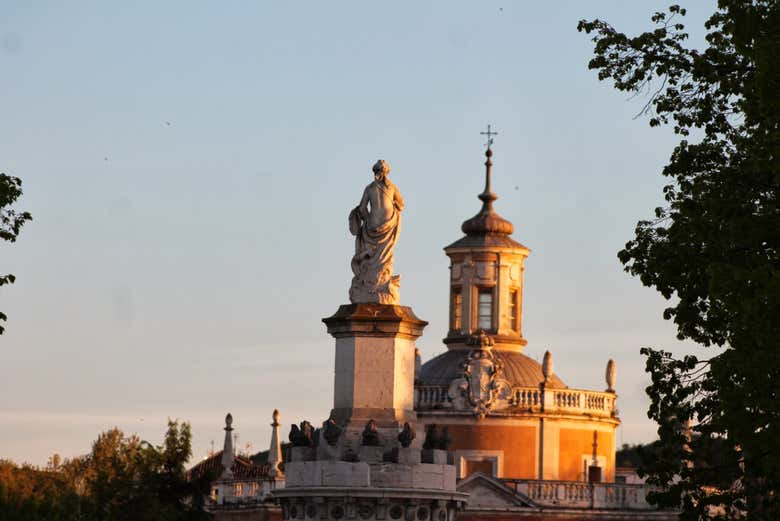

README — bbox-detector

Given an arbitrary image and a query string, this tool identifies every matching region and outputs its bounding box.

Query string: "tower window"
[451,290,462,331]
[509,289,519,331]
[477,289,493,330]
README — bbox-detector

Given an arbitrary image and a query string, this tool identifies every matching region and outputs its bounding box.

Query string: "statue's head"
[372,159,390,180]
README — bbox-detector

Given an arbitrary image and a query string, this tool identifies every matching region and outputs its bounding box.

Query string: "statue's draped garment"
[349,177,404,304]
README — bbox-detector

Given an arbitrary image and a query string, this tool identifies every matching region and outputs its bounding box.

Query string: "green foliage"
[616,441,663,469]
[579,1,779,520]
[0,420,214,521]
[0,173,32,334]
[0,459,82,521]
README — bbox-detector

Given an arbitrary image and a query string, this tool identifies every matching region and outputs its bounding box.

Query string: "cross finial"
[480,124,498,150]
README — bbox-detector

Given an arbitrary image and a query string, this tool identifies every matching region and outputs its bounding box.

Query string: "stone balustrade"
[504,479,655,510]
[416,385,449,406]
[415,385,618,419]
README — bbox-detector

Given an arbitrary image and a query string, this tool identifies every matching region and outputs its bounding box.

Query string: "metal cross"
[480,124,498,149]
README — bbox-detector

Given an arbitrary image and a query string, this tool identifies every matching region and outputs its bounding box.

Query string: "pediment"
[457,473,536,509]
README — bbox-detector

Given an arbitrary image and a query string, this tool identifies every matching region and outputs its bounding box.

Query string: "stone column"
[323,303,427,445]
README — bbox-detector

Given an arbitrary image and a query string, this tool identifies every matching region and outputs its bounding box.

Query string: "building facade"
[193,145,674,521]
[415,146,620,485]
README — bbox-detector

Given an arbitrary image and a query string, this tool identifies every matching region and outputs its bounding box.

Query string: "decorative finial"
[480,124,498,150]
[542,350,553,383]
[477,125,498,210]
[605,359,616,392]
[221,413,235,479]
[459,125,515,237]
[268,409,284,478]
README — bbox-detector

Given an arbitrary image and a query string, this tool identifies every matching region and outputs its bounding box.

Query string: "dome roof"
[418,349,567,389]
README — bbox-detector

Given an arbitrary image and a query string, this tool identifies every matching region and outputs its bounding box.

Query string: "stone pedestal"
[274,303,467,521]
[323,304,427,446]
[290,447,315,462]
[392,447,422,465]
[422,449,449,465]
[358,445,385,463]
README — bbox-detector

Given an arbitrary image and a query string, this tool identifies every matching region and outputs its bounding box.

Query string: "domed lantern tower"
[444,143,529,352]
[416,134,620,484]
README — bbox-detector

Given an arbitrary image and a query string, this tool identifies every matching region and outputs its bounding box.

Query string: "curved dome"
[418,349,567,389]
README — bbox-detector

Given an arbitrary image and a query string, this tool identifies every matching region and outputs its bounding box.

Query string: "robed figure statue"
[348,159,404,305]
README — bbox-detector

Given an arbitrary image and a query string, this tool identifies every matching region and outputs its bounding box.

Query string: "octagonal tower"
[416,143,620,483]
[444,147,529,352]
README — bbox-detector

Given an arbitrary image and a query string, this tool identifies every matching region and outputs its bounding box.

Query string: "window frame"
[476,286,495,331]
[509,288,519,331]
[450,287,462,332]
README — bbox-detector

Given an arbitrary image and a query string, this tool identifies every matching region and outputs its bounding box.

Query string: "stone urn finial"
[542,350,553,383]
[606,359,617,392]
[272,409,280,426]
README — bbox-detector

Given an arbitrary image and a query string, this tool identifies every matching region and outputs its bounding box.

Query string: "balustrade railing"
[504,479,655,510]
[415,384,617,418]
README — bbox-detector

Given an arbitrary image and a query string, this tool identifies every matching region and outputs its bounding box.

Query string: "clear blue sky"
[1,1,715,465]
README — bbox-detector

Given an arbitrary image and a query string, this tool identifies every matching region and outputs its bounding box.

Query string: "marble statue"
[349,159,404,305]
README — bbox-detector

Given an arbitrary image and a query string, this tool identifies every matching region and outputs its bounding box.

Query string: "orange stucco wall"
[442,424,537,479]
[558,428,614,481]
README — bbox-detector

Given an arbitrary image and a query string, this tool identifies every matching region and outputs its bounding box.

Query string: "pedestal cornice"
[323,303,428,340]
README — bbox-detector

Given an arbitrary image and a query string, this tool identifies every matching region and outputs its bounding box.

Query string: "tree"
[78,421,213,521]
[0,173,32,335]
[0,420,214,521]
[579,1,779,520]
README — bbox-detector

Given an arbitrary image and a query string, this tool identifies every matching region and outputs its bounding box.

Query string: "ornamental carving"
[476,263,496,280]
[447,331,513,418]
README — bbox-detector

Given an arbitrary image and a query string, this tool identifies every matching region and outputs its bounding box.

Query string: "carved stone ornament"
[289,420,315,447]
[398,422,416,448]
[321,417,343,446]
[361,419,381,446]
[448,332,513,418]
